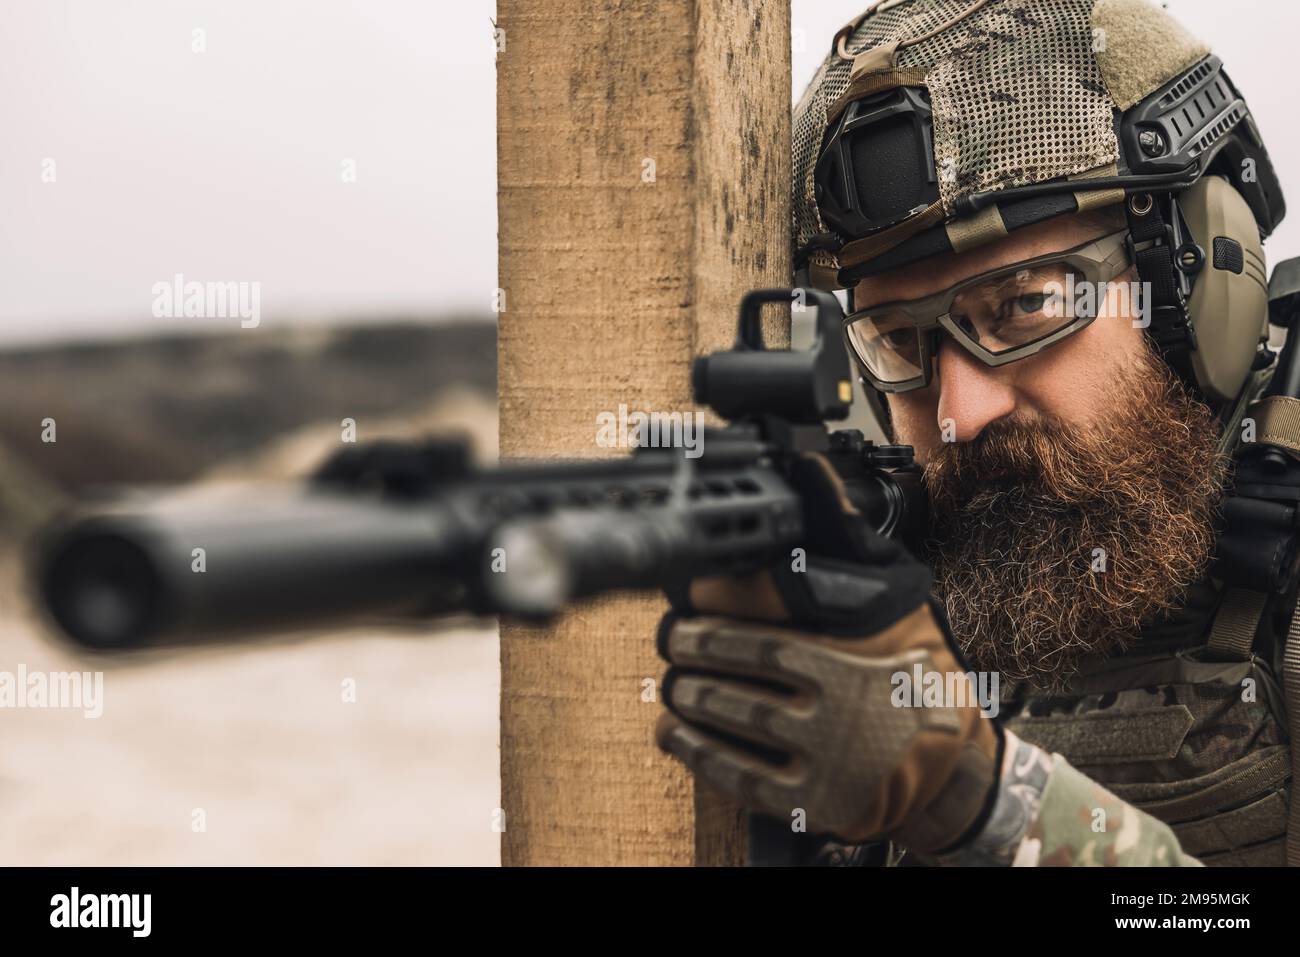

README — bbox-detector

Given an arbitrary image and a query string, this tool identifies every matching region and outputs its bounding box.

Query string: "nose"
[933,336,1017,441]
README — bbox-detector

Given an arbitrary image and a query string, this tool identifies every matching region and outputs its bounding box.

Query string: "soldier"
[656,0,1295,866]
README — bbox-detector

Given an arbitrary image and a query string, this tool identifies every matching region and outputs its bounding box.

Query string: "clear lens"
[845,231,1131,387]
[947,263,1089,354]
[845,311,925,385]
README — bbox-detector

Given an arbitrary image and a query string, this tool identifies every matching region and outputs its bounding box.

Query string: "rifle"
[32,288,927,865]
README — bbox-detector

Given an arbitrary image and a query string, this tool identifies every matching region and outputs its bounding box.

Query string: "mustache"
[926,412,1153,511]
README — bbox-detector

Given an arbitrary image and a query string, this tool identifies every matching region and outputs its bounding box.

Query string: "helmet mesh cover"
[791,0,972,259]
[793,0,1121,273]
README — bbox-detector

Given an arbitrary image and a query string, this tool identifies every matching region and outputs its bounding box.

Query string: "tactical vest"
[1002,577,1292,866]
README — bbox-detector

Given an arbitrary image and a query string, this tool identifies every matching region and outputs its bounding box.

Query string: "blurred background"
[0,0,501,866]
[0,0,1296,865]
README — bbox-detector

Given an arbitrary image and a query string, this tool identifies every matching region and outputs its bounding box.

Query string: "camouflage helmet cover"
[792,0,1219,287]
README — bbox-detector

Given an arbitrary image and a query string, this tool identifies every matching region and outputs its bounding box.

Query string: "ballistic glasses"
[844,229,1134,393]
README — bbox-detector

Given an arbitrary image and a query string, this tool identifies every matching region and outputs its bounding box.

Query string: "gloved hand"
[656,452,1003,853]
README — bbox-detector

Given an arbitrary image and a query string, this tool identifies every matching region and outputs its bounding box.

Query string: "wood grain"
[497,0,790,866]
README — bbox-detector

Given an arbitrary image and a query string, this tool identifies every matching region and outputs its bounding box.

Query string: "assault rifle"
[33,288,927,865]
[36,288,925,649]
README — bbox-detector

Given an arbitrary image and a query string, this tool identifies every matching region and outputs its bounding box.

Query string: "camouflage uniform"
[821,578,1290,866]
[1014,750,1200,867]
[793,0,1296,867]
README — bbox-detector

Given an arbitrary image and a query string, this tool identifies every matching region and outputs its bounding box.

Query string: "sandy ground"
[0,389,503,866]
[0,569,501,866]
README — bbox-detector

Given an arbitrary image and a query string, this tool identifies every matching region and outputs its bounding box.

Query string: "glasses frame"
[843,229,1134,393]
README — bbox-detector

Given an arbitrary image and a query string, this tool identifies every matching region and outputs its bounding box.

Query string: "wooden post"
[496,0,791,866]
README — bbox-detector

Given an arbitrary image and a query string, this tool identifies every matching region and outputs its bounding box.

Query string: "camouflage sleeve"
[1014,753,1203,867]
[935,729,1202,866]
[934,728,1053,866]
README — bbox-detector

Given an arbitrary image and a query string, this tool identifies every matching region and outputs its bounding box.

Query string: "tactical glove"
[656,452,1003,853]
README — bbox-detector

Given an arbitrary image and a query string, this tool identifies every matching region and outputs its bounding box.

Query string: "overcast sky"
[1,0,497,344]
[2,0,1296,345]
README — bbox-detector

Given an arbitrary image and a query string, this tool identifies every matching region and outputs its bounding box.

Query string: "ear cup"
[1182,176,1269,403]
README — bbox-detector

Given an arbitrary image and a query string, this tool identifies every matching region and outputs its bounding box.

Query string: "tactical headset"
[810,53,1286,409]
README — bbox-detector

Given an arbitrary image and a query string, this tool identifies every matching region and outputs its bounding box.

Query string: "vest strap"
[1247,394,1300,459]
[1197,835,1287,867]
[1112,745,1290,824]
[1006,706,1193,765]
[1206,587,1267,662]
[1172,790,1288,857]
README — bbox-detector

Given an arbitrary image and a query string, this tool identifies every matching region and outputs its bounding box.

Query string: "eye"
[998,289,1062,323]
[1015,292,1048,314]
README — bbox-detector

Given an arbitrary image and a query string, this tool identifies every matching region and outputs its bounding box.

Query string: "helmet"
[792,0,1286,406]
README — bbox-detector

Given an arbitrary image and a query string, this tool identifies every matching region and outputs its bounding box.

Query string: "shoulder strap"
[1205,370,1275,661]
[1247,395,1300,458]
[1206,367,1300,863]
[1205,588,1298,866]
[1206,588,1268,662]
[1205,363,1287,663]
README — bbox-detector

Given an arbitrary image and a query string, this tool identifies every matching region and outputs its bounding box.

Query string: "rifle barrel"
[36,487,469,649]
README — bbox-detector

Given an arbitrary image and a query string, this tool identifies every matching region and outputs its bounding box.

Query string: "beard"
[922,346,1225,692]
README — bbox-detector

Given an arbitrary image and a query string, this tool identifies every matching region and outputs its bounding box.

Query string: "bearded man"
[655,0,1298,866]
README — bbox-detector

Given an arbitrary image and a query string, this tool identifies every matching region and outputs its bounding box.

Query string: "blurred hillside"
[0,320,495,496]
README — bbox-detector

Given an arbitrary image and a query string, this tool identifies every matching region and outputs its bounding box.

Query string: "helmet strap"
[1124,192,1204,401]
